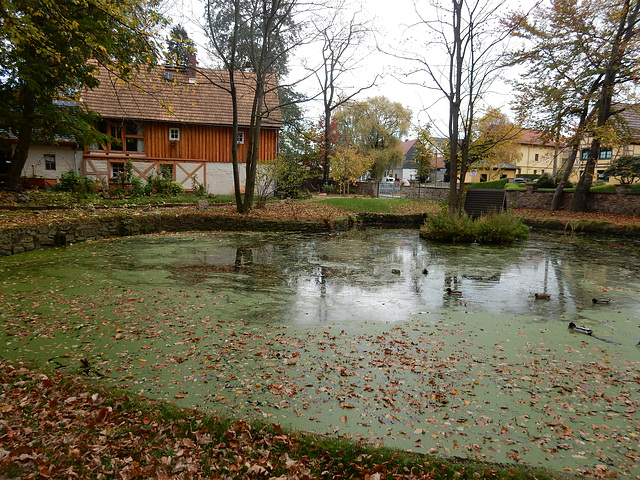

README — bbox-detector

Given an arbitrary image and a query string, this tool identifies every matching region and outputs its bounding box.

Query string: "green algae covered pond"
[1,230,639,477]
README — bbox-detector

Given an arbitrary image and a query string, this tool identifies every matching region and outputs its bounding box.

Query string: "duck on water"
[569,322,593,335]
[592,298,611,304]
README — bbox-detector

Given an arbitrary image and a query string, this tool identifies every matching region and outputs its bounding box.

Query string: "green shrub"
[130,177,145,196]
[55,170,98,195]
[420,210,529,244]
[144,166,177,196]
[536,174,556,188]
[468,178,509,189]
[167,181,185,196]
[55,170,82,192]
[322,183,335,194]
[273,156,310,199]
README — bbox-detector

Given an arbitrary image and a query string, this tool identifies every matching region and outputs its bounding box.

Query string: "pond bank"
[0,203,639,255]
[0,357,573,480]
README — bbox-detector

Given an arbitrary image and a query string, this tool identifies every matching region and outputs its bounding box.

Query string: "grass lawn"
[315,196,442,214]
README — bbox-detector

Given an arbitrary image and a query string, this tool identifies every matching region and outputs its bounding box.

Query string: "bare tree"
[205,0,300,213]
[306,0,378,184]
[388,0,515,215]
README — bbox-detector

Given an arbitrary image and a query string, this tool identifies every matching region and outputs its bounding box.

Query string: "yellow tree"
[469,108,522,180]
[334,96,411,179]
[414,125,438,182]
[330,146,372,194]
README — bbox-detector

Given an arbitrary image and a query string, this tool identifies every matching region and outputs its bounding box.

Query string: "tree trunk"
[550,146,579,210]
[241,82,265,213]
[323,103,332,185]
[571,142,598,211]
[571,0,640,211]
[230,76,243,212]
[448,0,463,216]
[5,84,36,190]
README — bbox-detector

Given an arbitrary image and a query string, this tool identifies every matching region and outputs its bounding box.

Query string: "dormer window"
[169,127,180,142]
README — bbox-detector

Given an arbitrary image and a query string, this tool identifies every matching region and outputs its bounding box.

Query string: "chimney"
[188,55,197,84]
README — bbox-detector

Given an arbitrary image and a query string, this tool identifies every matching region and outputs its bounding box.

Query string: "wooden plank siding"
[140,122,279,163]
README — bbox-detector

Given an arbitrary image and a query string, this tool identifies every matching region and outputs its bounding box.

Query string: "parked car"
[395,178,411,186]
[513,178,529,183]
[381,176,396,183]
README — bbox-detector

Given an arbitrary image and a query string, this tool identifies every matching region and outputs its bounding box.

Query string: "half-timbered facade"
[79,58,282,194]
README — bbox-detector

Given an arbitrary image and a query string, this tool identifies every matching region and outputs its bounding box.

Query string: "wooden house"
[78,58,282,194]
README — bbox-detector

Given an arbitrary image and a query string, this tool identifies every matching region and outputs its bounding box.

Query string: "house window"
[599,149,612,160]
[236,132,245,144]
[44,154,56,171]
[480,174,488,182]
[112,162,125,179]
[125,122,144,152]
[92,121,144,153]
[581,149,590,160]
[169,127,180,142]
[534,153,539,161]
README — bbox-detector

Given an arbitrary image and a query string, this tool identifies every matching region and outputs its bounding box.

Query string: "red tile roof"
[401,139,416,155]
[518,128,563,147]
[617,105,640,142]
[80,64,282,129]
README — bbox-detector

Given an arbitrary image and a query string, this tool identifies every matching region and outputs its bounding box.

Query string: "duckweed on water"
[1,230,639,477]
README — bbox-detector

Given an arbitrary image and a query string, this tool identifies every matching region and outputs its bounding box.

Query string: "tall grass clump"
[420,210,529,244]
[419,210,477,243]
[475,212,529,243]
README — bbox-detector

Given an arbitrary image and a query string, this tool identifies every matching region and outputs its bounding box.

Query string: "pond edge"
[1,209,639,256]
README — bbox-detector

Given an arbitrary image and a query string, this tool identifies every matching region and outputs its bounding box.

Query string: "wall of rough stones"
[504,189,640,216]
[398,183,640,216]
[0,213,355,256]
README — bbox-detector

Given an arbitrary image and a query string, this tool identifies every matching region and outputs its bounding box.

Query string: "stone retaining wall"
[0,213,355,256]
[504,189,640,215]
[399,183,640,216]
[3,189,640,255]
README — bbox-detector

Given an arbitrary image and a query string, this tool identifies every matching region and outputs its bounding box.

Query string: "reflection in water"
[132,230,640,326]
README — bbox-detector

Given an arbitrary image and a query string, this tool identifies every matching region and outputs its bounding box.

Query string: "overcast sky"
[165,0,532,138]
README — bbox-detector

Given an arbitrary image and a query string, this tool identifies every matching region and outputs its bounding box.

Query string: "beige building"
[463,129,563,183]
[573,108,640,184]
[516,129,566,178]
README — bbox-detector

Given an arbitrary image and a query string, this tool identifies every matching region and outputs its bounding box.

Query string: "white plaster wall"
[206,162,246,195]
[23,145,78,179]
